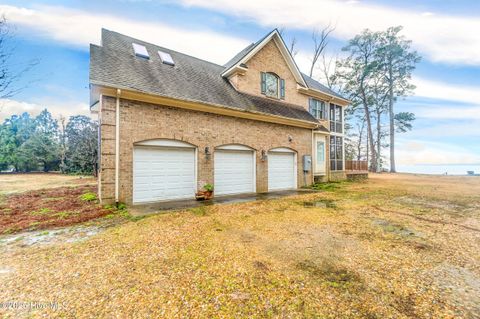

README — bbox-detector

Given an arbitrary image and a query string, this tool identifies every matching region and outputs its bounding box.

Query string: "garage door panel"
[133,146,196,203]
[214,150,255,196]
[268,152,296,191]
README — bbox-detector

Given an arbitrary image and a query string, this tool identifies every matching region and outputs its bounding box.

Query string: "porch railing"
[345,160,368,171]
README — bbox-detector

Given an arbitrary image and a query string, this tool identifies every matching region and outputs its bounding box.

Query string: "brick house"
[90,29,349,205]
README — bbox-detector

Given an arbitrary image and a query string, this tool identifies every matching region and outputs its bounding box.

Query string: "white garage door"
[214,149,255,196]
[268,151,296,191]
[133,146,196,203]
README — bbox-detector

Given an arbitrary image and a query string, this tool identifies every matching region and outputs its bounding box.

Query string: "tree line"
[283,25,420,172]
[0,109,98,175]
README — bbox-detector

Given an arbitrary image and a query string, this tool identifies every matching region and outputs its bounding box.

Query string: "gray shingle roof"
[222,30,274,70]
[90,29,338,126]
[301,73,346,100]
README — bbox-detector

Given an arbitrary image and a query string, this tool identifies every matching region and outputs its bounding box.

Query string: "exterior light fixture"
[205,147,211,160]
[261,150,267,161]
[288,135,293,142]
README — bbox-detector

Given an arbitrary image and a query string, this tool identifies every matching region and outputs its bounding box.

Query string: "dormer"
[222,29,308,105]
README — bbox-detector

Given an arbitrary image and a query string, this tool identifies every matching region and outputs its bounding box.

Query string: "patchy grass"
[189,206,209,216]
[0,174,479,318]
[0,184,116,234]
[79,192,97,202]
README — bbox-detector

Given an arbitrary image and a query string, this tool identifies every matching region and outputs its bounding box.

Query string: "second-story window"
[261,72,285,99]
[329,104,343,133]
[309,98,327,120]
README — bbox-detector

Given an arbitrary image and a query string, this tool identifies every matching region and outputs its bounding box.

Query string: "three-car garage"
[132,141,298,204]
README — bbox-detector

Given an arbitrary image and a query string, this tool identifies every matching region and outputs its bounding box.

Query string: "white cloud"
[0,98,89,121]
[396,139,480,165]
[0,4,250,64]
[413,77,480,105]
[413,104,480,121]
[403,120,480,138]
[180,0,480,65]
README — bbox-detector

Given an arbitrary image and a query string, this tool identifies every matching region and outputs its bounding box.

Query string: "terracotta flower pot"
[195,190,214,201]
[204,190,213,200]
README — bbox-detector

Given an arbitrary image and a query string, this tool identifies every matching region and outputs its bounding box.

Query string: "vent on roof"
[132,43,149,59]
[158,51,175,66]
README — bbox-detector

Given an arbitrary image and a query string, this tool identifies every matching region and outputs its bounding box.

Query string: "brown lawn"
[0,173,479,318]
[0,173,95,195]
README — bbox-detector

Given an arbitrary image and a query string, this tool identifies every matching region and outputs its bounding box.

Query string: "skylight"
[158,51,175,66]
[132,43,149,59]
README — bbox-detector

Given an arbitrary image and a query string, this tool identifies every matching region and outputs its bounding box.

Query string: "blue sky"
[1,0,479,173]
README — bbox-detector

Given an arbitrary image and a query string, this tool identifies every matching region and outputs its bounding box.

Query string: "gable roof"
[221,29,308,88]
[90,29,321,125]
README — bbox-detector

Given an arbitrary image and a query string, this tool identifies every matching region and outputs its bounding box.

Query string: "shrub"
[203,183,214,192]
[80,192,97,202]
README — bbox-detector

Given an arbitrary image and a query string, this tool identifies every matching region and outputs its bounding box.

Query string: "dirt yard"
[1,173,479,318]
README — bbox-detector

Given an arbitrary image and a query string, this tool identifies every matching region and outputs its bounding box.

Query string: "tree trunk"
[376,109,382,172]
[357,131,362,161]
[363,100,377,172]
[388,73,396,173]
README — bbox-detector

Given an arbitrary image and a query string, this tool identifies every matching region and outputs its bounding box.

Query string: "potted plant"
[195,183,214,200]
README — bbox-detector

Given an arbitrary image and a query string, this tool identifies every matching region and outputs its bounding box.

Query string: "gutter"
[115,89,121,204]
[91,82,319,129]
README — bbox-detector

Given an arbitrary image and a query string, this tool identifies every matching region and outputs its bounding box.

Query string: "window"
[309,98,327,120]
[330,136,343,171]
[316,140,325,171]
[329,104,343,133]
[261,72,285,99]
[132,43,149,59]
[158,51,175,65]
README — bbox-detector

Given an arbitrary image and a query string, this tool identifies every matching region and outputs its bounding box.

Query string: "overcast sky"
[1,0,479,173]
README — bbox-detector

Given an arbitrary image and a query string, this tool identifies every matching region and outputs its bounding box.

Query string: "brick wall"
[230,40,310,108]
[99,96,314,204]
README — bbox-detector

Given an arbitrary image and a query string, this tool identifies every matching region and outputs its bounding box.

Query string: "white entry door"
[268,150,296,191]
[214,148,255,196]
[133,146,196,203]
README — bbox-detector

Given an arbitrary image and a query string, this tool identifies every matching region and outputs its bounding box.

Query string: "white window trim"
[310,98,327,120]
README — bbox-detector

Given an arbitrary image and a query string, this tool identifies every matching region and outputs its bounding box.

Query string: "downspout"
[115,89,121,204]
[311,129,315,185]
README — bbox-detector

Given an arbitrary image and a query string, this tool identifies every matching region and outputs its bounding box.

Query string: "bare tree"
[289,36,298,58]
[308,24,335,78]
[278,27,299,58]
[0,15,38,102]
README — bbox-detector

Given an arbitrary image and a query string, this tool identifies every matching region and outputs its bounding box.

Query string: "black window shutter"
[308,98,314,115]
[280,78,285,99]
[260,72,266,94]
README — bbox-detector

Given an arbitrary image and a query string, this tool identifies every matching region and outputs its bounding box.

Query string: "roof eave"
[297,85,351,106]
[90,81,319,129]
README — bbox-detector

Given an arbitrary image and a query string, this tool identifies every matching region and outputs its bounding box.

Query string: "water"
[396,164,480,175]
